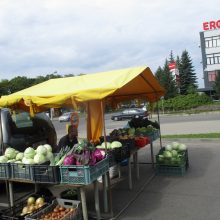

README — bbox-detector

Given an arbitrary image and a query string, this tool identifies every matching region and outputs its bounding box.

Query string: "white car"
[58,112,73,122]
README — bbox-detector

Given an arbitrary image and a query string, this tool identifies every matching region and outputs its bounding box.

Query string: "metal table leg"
[150,141,155,168]
[136,151,140,179]
[102,173,108,213]
[128,158,132,190]
[8,181,14,207]
[94,180,101,220]
[80,187,88,220]
[107,171,113,217]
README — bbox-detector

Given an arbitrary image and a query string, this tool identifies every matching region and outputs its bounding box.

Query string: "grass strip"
[162,133,220,139]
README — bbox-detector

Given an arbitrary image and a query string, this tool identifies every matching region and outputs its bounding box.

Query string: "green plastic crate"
[156,162,187,176]
[60,157,109,185]
[10,163,34,181]
[0,163,10,179]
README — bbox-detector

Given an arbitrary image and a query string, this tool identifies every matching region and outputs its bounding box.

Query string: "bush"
[158,93,212,112]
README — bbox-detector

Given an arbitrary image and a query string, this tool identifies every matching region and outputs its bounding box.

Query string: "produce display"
[38,205,76,220]
[0,144,54,165]
[52,139,107,167]
[21,196,46,216]
[96,141,122,149]
[156,142,187,166]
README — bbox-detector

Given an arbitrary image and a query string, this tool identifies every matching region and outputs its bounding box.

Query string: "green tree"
[163,60,178,99]
[0,79,10,96]
[155,66,164,83]
[214,71,220,98]
[169,50,175,63]
[179,50,197,95]
[9,76,35,93]
[155,60,178,99]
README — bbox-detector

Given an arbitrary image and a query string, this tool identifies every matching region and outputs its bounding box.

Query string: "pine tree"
[169,50,175,63]
[179,50,198,95]
[155,66,164,83]
[163,59,178,99]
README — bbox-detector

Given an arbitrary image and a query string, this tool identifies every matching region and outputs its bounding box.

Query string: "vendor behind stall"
[57,125,78,151]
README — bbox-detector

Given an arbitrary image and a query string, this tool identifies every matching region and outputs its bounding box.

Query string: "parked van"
[0,108,57,155]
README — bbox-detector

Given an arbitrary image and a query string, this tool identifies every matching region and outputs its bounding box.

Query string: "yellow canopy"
[0,66,165,141]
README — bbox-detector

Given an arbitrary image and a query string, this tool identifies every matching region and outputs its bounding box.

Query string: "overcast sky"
[0,0,219,88]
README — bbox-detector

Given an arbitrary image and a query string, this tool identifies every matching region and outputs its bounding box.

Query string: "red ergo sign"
[203,20,220,31]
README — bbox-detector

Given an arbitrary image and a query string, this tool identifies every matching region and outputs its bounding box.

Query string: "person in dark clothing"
[58,125,78,151]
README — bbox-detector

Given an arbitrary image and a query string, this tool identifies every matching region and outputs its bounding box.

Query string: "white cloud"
[0,0,219,88]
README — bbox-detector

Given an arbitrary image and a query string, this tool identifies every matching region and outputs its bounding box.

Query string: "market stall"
[0,66,165,220]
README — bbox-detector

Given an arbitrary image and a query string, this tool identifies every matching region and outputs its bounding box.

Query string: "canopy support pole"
[156,101,162,148]
[101,100,113,217]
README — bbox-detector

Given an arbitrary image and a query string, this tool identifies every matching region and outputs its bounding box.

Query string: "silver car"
[58,112,73,122]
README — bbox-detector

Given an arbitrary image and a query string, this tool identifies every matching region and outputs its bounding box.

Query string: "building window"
[206,53,220,65]
[205,35,220,48]
[208,71,217,81]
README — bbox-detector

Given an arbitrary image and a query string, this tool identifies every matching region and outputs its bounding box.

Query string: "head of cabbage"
[5,147,17,160]
[24,147,36,159]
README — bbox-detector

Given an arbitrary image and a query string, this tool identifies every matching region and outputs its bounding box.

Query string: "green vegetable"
[101,142,111,149]
[111,141,122,149]
[0,155,8,163]
[36,145,47,155]
[165,144,172,151]
[172,142,180,150]
[34,154,47,164]
[43,144,52,152]
[163,150,172,159]
[178,144,187,151]
[5,147,17,159]
[24,147,36,159]
[171,150,178,157]
[16,152,24,161]
[22,157,35,164]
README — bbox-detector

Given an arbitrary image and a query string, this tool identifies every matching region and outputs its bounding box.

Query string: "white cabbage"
[24,147,36,159]
[36,145,47,155]
[5,147,17,159]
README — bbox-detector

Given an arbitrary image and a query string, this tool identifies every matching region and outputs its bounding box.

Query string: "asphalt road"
[53,112,220,141]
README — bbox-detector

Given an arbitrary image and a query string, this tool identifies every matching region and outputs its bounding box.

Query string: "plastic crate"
[155,147,189,176]
[156,162,187,176]
[1,193,54,220]
[32,165,60,184]
[60,157,109,185]
[0,163,10,179]
[10,163,34,181]
[118,138,135,151]
[152,130,160,141]
[135,136,150,148]
[113,144,131,162]
[25,198,81,220]
[156,147,188,166]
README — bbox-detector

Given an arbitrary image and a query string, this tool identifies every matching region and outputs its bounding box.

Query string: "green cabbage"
[36,145,47,155]
[5,147,17,159]
[172,142,180,150]
[24,147,36,159]
[178,144,187,151]
[171,150,178,157]
[0,155,8,163]
[34,154,46,164]
[22,157,35,164]
[44,144,52,152]
[163,150,172,159]
[111,141,122,148]
[165,144,172,151]
[46,151,54,162]
[16,152,24,161]
[101,142,112,149]
[96,145,102,149]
